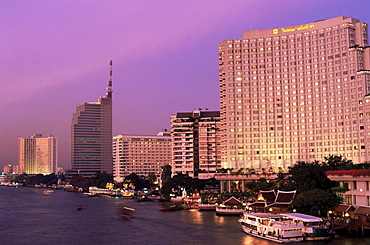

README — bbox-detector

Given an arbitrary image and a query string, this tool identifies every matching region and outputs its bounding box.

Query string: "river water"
[1,187,369,245]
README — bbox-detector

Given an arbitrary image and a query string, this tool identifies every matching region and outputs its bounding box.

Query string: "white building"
[327,169,370,206]
[113,131,172,182]
[219,16,370,171]
[171,110,221,178]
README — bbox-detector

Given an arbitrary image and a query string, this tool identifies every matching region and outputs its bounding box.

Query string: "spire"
[106,58,113,98]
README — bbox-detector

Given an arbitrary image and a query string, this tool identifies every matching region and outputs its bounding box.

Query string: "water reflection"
[188,209,203,224]
[215,215,225,225]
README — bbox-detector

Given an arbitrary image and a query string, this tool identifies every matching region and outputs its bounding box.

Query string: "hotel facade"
[113,131,172,182]
[18,133,57,175]
[69,60,113,177]
[171,110,221,178]
[219,16,370,170]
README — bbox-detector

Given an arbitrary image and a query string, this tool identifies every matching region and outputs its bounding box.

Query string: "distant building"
[113,131,172,182]
[69,59,113,178]
[3,164,13,174]
[219,16,370,170]
[170,110,221,178]
[18,133,57,175]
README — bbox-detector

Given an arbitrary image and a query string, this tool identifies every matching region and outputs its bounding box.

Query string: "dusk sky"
[1,0,370,170]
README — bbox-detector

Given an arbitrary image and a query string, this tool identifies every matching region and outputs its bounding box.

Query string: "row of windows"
[226,151,367,161]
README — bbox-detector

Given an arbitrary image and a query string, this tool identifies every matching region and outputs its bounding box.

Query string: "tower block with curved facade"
[219,16,370,171]
[70,59,113,177]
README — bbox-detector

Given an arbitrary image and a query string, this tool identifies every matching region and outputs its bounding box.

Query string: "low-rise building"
[326,170,370,206]
[113,131,172,182]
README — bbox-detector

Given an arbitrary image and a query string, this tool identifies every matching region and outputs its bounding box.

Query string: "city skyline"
[1,1,370,170]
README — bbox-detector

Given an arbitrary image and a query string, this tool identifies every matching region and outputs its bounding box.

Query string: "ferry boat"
[280,213,331,241]
[238,212,304,243]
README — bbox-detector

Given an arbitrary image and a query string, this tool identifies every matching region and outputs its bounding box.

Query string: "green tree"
[160,165,173,201]
[288,161,334,193]
[323,155,353,171]
[69,175,86,187]
[292,188,342,216]
[85,172,113,189]
[122,173,149,190]
[245,178,274,194]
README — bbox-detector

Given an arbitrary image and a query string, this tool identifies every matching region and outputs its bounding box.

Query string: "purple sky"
[1,0,369,170]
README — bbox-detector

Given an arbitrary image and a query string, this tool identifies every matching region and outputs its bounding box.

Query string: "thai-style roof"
[248,202,267,207]
[333,204,356,213]
[222,196,242,205]
[353,206,370,215]
[274,190,296,203]
[248,190,296,210]
[257,190,276,203]
[266,203,291,208]
[326,170,370,177]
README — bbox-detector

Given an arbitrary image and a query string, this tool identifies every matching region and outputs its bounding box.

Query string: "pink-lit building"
[219,16,370,171]
[18,133,57,175]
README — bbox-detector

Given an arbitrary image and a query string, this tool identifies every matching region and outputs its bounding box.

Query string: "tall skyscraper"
[219,16,370,170]
[18,133,57,175]
[70,59,113,177]
[171,110,221,178]
[113,131,172,182]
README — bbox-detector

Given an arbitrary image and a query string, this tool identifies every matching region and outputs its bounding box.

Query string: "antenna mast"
[106,58,113,98]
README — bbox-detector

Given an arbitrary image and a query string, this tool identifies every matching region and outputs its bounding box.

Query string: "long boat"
[238,212,304,243]
[198,203,216,211]
[279,213,331,241]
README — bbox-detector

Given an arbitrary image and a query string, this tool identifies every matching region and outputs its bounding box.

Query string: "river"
[1,187,369,245]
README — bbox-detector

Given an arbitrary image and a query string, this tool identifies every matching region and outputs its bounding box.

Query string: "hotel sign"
[273,24,315,34]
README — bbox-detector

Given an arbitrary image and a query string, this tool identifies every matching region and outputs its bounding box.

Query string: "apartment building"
[171,110,221,178]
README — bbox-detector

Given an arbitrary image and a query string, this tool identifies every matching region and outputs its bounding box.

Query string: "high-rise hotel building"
[171,110,221,178]
[18,133,57,175]
[219,16,370,170]
[70,60,113,177]
[113,131,172,182]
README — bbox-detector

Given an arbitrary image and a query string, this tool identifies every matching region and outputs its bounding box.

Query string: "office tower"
[219,16,370,170]
[70,59,113,177]
[171,110,221,178]
[18,133,57,174]
[113,131,172,182]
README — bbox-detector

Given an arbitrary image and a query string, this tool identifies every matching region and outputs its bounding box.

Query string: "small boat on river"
[238,212,304,243]
[160,202,183,211]
[119,206,135,220]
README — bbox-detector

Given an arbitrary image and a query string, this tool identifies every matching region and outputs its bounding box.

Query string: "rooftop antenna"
[106,58,113,98]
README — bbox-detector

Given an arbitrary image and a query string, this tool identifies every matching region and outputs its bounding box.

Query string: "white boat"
[170,196,183,202]
[216,205,244,215]
[198,203,216,211]
[215,196,245,215]
[238,212,304,243]
[279,213,331,241]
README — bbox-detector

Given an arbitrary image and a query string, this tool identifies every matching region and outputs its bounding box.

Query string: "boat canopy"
[280,213,323,222]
